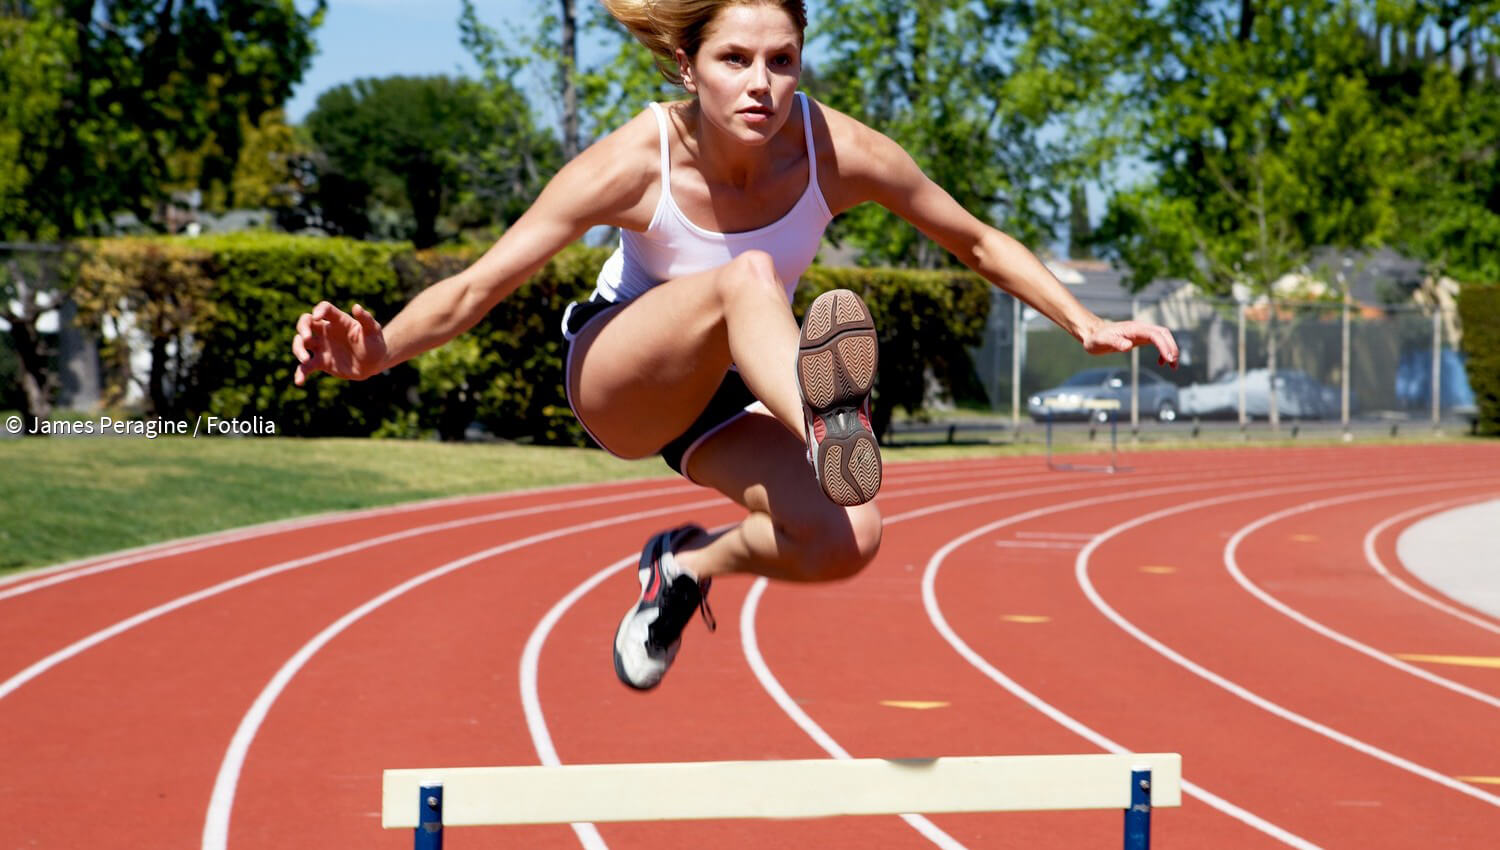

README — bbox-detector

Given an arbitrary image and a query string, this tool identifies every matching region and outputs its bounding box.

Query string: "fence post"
[1012,295,1022,432]
[1431,306,1442,430]
[1341,287,1351,435]
[416,784,443,850]
[1130,297,1140,435]
[1124,766,1152,850]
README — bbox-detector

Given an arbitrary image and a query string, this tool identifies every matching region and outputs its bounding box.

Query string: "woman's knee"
[788,502,882,581]
[717,250,783,300]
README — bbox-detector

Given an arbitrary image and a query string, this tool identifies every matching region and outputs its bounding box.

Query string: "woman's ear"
[675,47,696,93]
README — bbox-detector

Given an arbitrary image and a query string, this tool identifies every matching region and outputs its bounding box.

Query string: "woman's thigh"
[569,261,773,458]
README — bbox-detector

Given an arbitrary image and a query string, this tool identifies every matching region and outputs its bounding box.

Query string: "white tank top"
[592,91,834,304]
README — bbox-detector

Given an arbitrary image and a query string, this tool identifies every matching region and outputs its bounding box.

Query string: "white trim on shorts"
[676,401,768,485]
[562,301,631,462]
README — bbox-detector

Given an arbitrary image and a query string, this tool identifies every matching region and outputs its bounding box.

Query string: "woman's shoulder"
[801,96,914,209]
[558,107,669,226]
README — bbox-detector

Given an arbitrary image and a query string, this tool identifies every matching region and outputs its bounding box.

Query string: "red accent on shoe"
[858,402,872,432]
[812,416,827,442]
[642,566,661,603]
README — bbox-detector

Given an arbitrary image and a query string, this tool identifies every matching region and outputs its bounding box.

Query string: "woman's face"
[679,4,803,146]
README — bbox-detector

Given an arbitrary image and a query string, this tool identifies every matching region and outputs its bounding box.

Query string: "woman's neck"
[678,98,796,191]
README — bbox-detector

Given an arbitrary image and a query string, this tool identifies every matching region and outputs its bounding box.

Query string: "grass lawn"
[0,436,670,575]
[0,426,1481,575]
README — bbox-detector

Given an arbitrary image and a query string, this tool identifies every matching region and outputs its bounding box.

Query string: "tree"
[459,0,675,155]
[807,0,1109,267]
[1082,1,1500,292]
[305,75,559,248]
[2,0,324,239]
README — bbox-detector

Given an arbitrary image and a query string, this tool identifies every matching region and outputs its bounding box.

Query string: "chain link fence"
[962,289,1474,441]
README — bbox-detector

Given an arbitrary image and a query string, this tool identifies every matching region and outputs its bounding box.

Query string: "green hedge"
[1458,284,1499,436]
[67,235,995,443]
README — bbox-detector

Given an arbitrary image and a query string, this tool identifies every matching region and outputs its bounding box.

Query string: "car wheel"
[1157,400,1178,423]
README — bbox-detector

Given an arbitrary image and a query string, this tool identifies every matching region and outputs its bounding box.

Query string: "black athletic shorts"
[561,295,760,477]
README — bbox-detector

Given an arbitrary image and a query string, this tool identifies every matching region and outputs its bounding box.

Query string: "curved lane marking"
[741,580,967,850]
[734,469,1325,848]
[1363,498,1500,637]
[1073,477,1500,812]
[509,469,1265,850]
[0,487,715,702]
[201,495,726,850]
[919,475,1331,848]
[1224,483,1500,710]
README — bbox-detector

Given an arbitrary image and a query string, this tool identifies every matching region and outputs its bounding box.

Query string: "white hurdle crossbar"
[383,753,1181,849]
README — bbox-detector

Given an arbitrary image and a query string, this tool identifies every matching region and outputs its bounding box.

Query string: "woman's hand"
[292,302,388,385]
[1082,319,1181,369]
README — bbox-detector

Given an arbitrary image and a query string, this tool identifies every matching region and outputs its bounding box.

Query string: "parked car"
[1179,368,1339,420]
[1028,367,1181,423]
[1395,348,1476,416]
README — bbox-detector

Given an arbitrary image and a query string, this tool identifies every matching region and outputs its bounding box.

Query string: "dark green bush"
[189,233,419,436]
[69,234,996,443]
[1458,284,1499,436]
[799,265,992,439]
[395,244,605,444]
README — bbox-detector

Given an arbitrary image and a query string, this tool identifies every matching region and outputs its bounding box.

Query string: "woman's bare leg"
[569,250,807,457]
[672,412,883,582]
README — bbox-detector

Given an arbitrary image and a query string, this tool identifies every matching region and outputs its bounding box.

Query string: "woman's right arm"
[293,117,655,385]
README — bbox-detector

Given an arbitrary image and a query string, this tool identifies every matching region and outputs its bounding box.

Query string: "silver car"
[1028,367,1181,423]
[1179,368,1340,420]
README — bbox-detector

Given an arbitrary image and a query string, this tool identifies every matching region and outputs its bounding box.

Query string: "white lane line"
[1014,532,1100,540]
[1074,477,1500,812]
[520,552,637,850]
[1225,483,1500,710]
[508,470,1225,850]
[0,478,698,600]
[1363,498,1500,637]
[995,541,1086,550]
[201,496,725,850]
[919,475,1328,848]
[741,580,967,850]
[0,486,709,702]
[737,471,1319,849]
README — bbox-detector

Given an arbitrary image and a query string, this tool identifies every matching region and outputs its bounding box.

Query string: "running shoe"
[798,289,882,506]
[612,525,715,690]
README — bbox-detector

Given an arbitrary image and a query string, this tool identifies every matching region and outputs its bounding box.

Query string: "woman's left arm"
[834,116,1179,367]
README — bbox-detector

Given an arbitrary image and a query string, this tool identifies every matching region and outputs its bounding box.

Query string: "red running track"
[2,445,1498,849]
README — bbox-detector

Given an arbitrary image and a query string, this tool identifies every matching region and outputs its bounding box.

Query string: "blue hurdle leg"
[416,783,443,850]
[1123,767,1151,850]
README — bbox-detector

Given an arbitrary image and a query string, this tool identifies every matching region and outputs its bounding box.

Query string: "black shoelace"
[646,575,716,652]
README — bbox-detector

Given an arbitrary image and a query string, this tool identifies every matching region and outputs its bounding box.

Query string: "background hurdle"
[383,753,1181,848]
[1045,399,1129,474]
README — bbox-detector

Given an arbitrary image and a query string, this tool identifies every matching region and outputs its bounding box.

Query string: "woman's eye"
[772,54,792,67]
[725,53,746,65]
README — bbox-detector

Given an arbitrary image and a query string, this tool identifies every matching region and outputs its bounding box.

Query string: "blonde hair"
[601,0,807,87]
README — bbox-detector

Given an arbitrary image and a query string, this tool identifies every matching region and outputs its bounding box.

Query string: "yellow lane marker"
[1394,654,1500,670]
[1140,566,1177,575]
[880,700,951,711]
[1291,534,1320,543]
[1001,615,1052,624]
[1458,776,1500,785]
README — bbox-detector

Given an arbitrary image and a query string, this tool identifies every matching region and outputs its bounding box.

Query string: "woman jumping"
[291,0,1179,691]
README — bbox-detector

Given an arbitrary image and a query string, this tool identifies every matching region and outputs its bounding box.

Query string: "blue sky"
[287,0,522,122]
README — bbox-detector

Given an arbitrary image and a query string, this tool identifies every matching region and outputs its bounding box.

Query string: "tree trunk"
[9,321,54,428]
[1238,0,1255,42]
[560,0,579,161]
[148,335,170,417]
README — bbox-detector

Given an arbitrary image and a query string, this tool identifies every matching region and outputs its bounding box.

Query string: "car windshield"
[1062,369,1114,387]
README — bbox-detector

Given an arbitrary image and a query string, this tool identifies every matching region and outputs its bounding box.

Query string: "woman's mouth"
[739,105,774,124]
